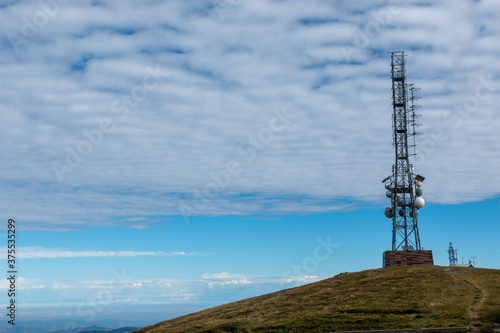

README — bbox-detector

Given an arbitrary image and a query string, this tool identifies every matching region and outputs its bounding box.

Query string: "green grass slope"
[135,266,500,333]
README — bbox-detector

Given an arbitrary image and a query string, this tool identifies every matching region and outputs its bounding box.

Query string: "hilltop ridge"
[135,266,500,333]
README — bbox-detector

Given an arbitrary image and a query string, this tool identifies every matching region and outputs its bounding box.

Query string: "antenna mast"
[382,51,433,267]
[448,242,458,266]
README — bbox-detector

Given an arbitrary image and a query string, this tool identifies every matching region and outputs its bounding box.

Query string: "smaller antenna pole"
[471,255,477,267]
[448,242,458,266]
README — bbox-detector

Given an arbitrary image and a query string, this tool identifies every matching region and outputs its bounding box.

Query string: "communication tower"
[471,255,477,267]
[448,242,458,266]
[382,51,433,267]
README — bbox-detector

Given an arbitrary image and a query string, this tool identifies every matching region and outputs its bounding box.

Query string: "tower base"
[383,250,434,268]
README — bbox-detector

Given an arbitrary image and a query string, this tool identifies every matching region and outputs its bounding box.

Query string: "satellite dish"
[416,188,422,197]
[385,182,390,190]
[386,191,392,198]
[397,196,402,204]
[384,207,393,218]
[415,197,425,208]
[416,180,422,187]
[399,209,405,217]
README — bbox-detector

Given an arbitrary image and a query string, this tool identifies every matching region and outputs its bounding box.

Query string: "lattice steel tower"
[382,51,426,252]
[448,242,458,266]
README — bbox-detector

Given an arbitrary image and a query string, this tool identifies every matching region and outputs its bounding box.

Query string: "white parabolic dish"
[415,197,425,209]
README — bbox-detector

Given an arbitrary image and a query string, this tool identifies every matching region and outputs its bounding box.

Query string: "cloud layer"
[11,270,322,313]
[1,0,500,228]
[18,247,194,258]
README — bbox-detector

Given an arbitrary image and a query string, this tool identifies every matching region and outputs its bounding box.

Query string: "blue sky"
[1,0,500,330]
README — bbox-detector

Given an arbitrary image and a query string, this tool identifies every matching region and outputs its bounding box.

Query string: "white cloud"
[30,285,46,289]
[284,275,322,284]
[1,0,499,229]
[208,278,253,287]
[16,273,325,309]
[18,247,195,258]
[202,272,242,279]
[202,272,254,287]
[52,282,69,290]
[0,276,39,290]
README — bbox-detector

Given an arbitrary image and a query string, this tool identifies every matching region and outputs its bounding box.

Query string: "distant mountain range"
[78,327,139,333]
[0,322,139,333]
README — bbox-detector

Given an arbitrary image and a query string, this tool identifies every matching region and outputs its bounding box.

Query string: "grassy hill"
[135,266,500,333]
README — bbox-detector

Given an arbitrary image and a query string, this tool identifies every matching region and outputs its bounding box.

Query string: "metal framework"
[471,255,477,267]
[383,51,424,251]
[448,242,458,266]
